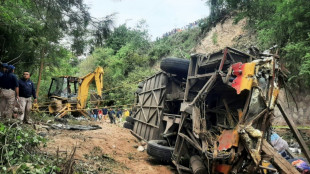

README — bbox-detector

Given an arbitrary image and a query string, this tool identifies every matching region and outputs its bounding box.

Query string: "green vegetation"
[212,32,218,45]
[205,0,310,88]
[0,0,114,98]
[79,23,202,106]
[0,121,60,173]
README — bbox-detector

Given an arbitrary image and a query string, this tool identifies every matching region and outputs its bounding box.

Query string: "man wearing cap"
[0,64,19,118]
[0,63,8,77]
[18,71,37,123]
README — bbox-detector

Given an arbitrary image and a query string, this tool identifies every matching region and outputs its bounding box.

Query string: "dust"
[42,122,174,174]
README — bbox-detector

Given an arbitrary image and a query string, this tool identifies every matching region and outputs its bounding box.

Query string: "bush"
[0,122,60,173]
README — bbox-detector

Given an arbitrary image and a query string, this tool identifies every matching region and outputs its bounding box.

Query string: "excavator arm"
[77,67,104,110]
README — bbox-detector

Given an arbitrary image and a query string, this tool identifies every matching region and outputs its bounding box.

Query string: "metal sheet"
[132,72,167,141]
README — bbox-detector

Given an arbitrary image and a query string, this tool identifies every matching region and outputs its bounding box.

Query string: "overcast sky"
[84,0,210,40]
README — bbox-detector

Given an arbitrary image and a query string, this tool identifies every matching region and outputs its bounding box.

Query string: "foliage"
[78,22,202,106]
[149,27,201,61]
[199,0,229,34]
[212,32,218,45]
[90,13,116,51]
[0,122,60,173]
[0,0,90,65]
[105,23,151,53]
[30,48,79,99]
[206,0,310,87]
[0,0,116,100]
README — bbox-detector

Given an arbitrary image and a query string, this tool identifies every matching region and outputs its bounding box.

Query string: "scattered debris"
[50,123,102,130]
[137,146,145,152]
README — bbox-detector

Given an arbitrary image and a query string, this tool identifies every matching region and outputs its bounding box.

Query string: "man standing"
[0,64,19,118]
[108,108,115,124]
[91,106,99,121]
[116,108,123,122]
[18,71,37,123]
[102,107,108,121]
[124,109,130,117]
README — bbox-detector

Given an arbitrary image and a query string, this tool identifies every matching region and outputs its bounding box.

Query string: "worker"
[98,108,103,121]
[108,108,115,124]
[102,107,108,121]
[91,106,99,121]
[124,109,130,117]
[18,71,37,123]
[8,65,16,73]
[0,64,19,118]
[116,108,123,122]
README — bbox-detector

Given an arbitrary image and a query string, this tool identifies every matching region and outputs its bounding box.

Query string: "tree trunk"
[36,49,44,98]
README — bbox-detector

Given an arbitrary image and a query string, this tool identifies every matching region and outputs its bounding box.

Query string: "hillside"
[194,17,254,54]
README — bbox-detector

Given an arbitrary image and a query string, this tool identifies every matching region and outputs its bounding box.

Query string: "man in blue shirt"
[18,71,37,123]
[108,108,116,124]
[91,106,99,121]
[116,108,123,122]
[0,64,19,118]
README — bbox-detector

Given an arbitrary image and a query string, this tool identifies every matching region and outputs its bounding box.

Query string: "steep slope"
[194,17,257,54]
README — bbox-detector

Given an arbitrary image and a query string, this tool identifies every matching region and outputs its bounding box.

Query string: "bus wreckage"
[128,47,306,173]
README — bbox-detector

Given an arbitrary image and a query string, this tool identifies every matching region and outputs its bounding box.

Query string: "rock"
[137,146,144,152]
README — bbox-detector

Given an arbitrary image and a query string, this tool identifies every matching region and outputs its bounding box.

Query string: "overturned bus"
[129,47,298,173]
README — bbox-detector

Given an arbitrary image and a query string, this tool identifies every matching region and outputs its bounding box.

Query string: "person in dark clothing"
[116,108,123,122]
[8,65,15,73]
[0,64,19,118]
[108,108,115,124]
[102,107,108,121]
[18,71,37,123]
[91,106,99,121]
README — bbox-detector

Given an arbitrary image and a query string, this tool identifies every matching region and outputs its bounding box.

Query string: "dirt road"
[42,121,175,174]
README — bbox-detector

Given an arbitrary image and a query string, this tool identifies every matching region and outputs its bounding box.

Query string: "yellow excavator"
[35,67,104,118]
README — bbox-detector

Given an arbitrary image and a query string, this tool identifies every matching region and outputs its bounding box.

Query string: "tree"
[0,0,116,98]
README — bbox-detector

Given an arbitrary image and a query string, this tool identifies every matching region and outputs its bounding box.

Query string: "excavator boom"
[77,67,104,109]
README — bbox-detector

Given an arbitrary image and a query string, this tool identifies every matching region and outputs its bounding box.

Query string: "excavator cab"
[43,67,104,118]
[48,76,79,99]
